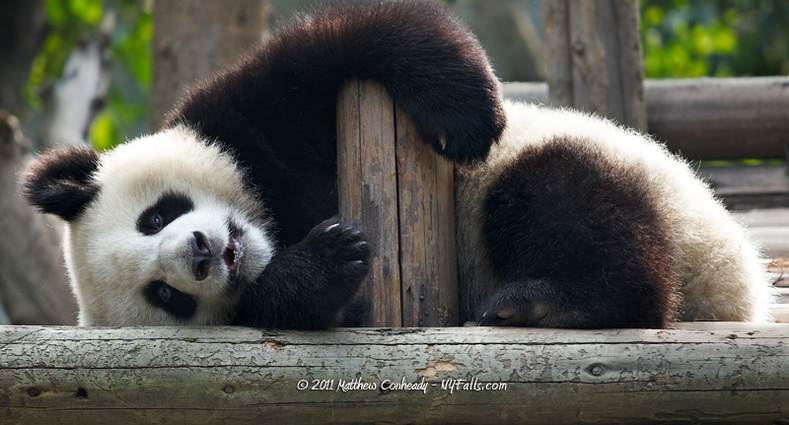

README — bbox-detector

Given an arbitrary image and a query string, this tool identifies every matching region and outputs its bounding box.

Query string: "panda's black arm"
[232,218,371,330]
[164,0,505,164]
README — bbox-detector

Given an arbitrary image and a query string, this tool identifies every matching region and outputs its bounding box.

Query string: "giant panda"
[21,0,772,329]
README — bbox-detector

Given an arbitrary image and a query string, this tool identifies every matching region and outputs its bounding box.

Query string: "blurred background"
[3,0,787,152]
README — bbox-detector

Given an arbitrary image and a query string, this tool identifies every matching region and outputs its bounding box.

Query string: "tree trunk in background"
[0,112,79,325]
[148,0,271,131]
[544,0,646,131]
[43,39,109,149]
[470,0,545,82]
[0,1,80,324]
[0,0,47,114]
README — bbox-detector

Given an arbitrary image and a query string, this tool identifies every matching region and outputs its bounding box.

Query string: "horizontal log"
[699,164,789,210]
[645,77,789,160]
[503,77,789,160]
[2,324,789,424]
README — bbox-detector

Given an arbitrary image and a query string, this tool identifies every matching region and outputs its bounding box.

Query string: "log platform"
[1,324,788,424]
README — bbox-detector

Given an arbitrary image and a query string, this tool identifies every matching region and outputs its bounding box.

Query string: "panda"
[21,0,772,329]
[21,0,503,329]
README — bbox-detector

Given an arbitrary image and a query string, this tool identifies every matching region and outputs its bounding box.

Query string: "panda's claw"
[301,218,372,290]
[476,287,551,327]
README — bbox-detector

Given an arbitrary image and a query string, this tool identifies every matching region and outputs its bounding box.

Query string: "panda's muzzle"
[191,231,213,281]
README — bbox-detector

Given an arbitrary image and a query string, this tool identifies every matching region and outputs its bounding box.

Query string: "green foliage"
[25,0,105,108]
[641,0,789,78]
[26,0,152,150]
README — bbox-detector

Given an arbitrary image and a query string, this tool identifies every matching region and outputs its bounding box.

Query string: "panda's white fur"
[66,125,274,325]
[456,100,773,324]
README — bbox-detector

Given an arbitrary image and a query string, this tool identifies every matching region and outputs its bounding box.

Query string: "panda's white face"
[65,126,274,326]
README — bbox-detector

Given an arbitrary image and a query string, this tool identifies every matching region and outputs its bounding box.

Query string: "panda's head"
[21,125,274,326]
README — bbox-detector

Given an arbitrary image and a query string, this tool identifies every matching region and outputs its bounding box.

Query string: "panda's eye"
[151,213,164,231]
[143,280,197,320]
[136,192,194,236]
[157,284,171,303]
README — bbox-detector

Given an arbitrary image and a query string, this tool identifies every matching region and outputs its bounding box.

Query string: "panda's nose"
[191,231,212,281]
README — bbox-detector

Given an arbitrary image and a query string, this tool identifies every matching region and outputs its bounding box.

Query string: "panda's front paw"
[302,217,372,296]
[476,285,552,327]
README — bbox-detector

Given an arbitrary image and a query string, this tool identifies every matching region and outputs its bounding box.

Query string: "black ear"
[21,147,100,222]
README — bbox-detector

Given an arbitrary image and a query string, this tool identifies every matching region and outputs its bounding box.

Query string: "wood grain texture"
[699,164,789,210]
[543,0,647,131]
[543,0,573,107]
[337,81,458,327]
[337,80,401,326]
[395,110,458,327]
[1,324,788,424]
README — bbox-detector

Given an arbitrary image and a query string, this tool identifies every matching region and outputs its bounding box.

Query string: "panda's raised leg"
[476,139,681,328]
[232,218,371,329]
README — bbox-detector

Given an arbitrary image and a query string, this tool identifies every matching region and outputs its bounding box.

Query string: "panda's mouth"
[222,238,238,277]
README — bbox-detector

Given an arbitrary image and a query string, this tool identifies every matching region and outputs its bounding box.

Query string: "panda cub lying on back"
[22,0,772,329]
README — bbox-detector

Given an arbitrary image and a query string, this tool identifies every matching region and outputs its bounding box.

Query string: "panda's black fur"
[22,0,771,329]
[475,137,678,328]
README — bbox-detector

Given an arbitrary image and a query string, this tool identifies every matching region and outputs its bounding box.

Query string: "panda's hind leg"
[476,279,586,327]
[478,138,681,328]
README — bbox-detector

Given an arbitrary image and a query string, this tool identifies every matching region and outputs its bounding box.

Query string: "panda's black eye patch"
[143,280,196,320]
[137,191,194,235]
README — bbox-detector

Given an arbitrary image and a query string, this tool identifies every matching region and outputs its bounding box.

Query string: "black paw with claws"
[476,285,552,327]
[298,217,373,299]
[233,217,372,329]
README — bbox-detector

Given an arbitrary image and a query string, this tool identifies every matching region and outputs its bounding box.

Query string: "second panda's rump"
[480,137,680,328]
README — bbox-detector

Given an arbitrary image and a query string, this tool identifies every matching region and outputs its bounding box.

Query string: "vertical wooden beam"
[337,80,402,327]
[337,80,458,327]
[544,0,646,131]
[395,110,458,327]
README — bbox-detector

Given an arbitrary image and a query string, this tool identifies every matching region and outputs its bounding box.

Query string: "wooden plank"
[543,0,573,107]
[337,80,401,326]
[742,226,789,259]
[2,325,789,424]
[731,207,789,258]
[698,164,789,210]
[395,109,458,327]
[543,0,647,131]
[768,257,789,288]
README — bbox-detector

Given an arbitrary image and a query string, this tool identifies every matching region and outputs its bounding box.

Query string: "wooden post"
[337,80,458,327]
[544,0,647,131]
